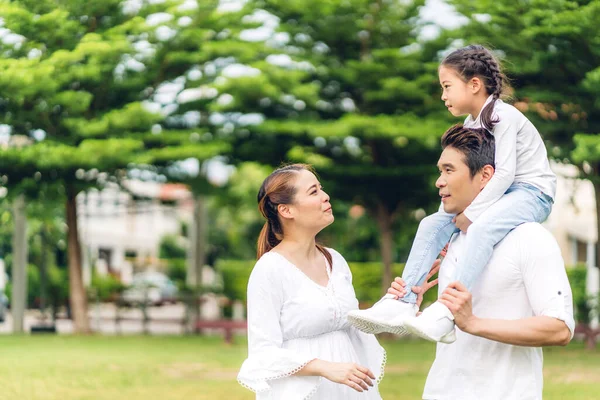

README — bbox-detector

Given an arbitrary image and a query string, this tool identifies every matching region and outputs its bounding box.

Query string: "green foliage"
[5,263,68,309]
[217,259,252,303]
[572,134,600,167]
[348,262,405,305]
[90,273,125,302]
[159,235,187,260]
[165,258,187,288]
[566,265,596,325]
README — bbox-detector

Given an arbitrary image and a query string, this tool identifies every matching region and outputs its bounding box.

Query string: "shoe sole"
[347,313,408,336]
[404,321,456,344]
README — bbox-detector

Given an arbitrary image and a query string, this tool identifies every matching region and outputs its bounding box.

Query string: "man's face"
[436,147,485,214]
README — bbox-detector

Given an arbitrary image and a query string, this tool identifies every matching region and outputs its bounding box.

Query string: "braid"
[442,44,509,131]
[464,49,504,98]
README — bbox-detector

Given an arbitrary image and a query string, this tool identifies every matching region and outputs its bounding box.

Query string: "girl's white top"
[237,248,385,400]
[462,96,557,222]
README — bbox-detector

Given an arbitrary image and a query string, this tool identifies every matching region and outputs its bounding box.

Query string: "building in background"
[546,163,598,327]
[77,180,193,285]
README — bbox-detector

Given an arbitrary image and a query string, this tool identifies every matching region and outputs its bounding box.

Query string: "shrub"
[90,273,126,302]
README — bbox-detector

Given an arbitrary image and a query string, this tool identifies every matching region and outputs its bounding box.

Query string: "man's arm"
[440,281,572,347]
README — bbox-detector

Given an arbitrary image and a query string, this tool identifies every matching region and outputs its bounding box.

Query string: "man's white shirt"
[423,223,575,400]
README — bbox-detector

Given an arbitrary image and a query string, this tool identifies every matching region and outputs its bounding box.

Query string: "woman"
[237,164,386,399]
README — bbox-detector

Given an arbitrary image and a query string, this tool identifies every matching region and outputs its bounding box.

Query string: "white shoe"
[404,301,456,344]
[348,295,418,335]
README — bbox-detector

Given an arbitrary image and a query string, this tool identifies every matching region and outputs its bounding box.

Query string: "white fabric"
[462,96,557,222]
[423,223,575,400]
[238,248,386,400]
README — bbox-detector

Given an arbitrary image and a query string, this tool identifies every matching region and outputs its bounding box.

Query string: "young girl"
[348,44,556,343]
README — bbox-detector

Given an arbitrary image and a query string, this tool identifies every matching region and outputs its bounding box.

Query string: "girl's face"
[439,66,476,117]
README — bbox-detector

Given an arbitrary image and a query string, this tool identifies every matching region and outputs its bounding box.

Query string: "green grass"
[0,336,596,399]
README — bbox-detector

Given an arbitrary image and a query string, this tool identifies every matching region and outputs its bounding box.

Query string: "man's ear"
[480,165,495,188]
[470,77,484,95]
[278,203,294,220]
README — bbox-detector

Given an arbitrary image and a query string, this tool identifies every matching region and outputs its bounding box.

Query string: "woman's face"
[284,169,334,232]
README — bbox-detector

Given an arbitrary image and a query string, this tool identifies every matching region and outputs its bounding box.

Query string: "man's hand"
[438,281,478,332]
[452,213,472,233]
[387,259,441,308]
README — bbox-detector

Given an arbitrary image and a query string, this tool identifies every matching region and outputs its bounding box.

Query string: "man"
[390,125,574,399]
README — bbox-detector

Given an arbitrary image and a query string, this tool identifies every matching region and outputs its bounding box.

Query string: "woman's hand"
[320,361,375,392]
[387,258,441,308]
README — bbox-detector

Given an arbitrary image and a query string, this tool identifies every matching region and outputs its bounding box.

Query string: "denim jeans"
[399,182,553,303]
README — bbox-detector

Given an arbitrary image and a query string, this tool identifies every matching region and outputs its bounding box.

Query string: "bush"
[6,264,69,311]
[217,259,253,303]
[166,258,186,288]
[567,265,592,324]
[90,273,126,302]
[159,234,187,259]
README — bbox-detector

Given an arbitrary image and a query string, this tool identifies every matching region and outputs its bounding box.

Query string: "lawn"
[0,335,596,399]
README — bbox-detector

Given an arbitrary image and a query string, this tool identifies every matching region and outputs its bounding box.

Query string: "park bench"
[574,322,600,350]
[195,319,247,344]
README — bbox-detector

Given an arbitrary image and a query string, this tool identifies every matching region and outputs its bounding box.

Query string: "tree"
[226,0,451,292]
[0,0,226,332]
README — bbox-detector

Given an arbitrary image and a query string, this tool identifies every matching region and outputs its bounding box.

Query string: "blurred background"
[0,0,598,398]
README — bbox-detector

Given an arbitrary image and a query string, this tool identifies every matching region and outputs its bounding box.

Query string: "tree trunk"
[186,194,207,288]
[66,186,90,334]
[39,224,48,317]
[11,195,28,334]
[594,176,600,272]
[375,202,394,296]
[187,194,207,332]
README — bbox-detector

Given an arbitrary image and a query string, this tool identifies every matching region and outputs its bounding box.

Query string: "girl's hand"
[413,259,441,308]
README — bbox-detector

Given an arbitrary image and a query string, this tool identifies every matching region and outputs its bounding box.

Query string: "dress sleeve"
[331,249,387,384]
[237,256,321,397]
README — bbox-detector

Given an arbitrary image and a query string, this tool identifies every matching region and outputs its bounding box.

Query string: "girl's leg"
[400,209,457,303]
[347,208,456,334]
[403,183,553,343]
[455,183,553,290]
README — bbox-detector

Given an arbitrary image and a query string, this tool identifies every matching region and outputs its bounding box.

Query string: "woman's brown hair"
[256,164,332,268]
